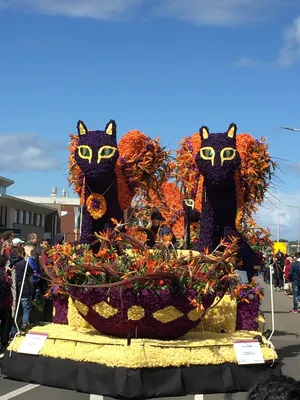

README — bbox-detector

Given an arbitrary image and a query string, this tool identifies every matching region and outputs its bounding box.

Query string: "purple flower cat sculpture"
[74,120,123,243]
[195,123,240,250]
[195,123,258,279]
[69,119,169,245]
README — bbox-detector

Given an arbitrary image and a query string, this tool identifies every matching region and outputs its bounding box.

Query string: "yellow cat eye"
[220,147,236,166]
[78,145,92,163]
[199,147,215,166]
[97,146,117,163]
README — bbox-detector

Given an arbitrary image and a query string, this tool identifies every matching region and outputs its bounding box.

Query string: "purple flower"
[53,295,69,325]
[92,199,100,209]
[236,294,260,331]
[67,286,216,340]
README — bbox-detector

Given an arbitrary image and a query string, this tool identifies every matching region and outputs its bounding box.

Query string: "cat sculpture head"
[196,123,241,186]
[74,119,119,181]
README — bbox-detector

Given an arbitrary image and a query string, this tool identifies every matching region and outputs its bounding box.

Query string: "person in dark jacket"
[288,252,300,313]
[0,255,12,355]
[38,241,53,322]
[274,251,284,290]
[144,211,176,249]
[10,247,34,331]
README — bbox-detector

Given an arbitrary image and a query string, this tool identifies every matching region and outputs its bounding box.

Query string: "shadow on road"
[276,343,300,360]
[272,330,299,339]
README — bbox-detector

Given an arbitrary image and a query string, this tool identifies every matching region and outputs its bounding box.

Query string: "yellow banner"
[273,242,287,254]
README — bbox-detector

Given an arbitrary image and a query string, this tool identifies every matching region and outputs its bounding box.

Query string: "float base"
[2,324,281,398]
[2,352,281,398]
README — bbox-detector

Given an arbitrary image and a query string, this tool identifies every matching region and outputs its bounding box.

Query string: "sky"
[1,0,300,240]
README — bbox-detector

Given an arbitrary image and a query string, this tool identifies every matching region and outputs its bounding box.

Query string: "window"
[13,210,18,224]
[0,206,7,227]
[37,214,41,227]
[0,186,6,195]
[19,210,24,224]
[25,212,30,225]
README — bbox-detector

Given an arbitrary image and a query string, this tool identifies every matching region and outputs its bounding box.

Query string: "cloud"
[278,16,300,67]
[0,0,142,18]
[0,0,293,25]
[235,56,259,68]
[256,190,300,241]
[0,133,60,172]
[158,0,287,26]
[287,162,300,175]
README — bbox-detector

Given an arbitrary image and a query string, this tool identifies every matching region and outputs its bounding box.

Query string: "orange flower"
[61,243,72,256]
[96,248,109,258]
[149,182,185,238]
[236,133,276,224]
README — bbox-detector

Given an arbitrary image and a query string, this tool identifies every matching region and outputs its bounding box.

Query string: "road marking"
[0,384,40,400]
[195,395,204,400]
[90,395,104,400]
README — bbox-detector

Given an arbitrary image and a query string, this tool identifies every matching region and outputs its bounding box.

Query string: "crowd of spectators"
[0,230,53,356]
[261,251,300,313]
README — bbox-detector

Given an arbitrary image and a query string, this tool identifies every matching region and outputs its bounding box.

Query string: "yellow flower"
[127,306,145,321]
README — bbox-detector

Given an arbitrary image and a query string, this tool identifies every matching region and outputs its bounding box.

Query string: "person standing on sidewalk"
[0,255,12,355]
[288,252,300,313]
[274,251,284,290]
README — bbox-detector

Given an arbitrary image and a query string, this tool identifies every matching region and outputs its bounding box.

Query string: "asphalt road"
[0,279,299,400]
[261,282,300,380]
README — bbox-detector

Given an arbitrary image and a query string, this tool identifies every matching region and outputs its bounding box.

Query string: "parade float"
[3,120,280,398]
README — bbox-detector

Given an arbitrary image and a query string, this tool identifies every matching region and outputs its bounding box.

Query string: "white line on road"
[90,395,104,400]
[0,384,40,400]
[195,395,204,400]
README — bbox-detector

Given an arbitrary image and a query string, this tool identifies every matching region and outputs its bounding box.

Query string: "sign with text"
[18,332,48,355]
[233,340,265,365]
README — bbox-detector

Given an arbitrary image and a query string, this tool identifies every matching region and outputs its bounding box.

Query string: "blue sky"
[1,0,300,239]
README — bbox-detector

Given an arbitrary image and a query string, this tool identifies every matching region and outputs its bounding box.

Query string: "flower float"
[44,224,240,339]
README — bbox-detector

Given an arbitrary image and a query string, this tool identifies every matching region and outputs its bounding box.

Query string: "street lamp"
[281,126,300,132]
[287,205,300,252]
[269,184,280,243]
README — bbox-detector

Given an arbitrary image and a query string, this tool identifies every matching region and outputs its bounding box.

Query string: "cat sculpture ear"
[199,126,209,140]
[105,120,117,136]
[77,120,88,136]
[227,123,237,139]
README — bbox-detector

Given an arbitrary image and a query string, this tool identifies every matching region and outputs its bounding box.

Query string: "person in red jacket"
[285,256,292,280]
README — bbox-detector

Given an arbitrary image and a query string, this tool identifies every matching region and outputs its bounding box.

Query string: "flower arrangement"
[175,134,202,201]
[240,216,273,252]
[235,135,276,227]
[43,224,241,339]
[45,229,237,300]
[232,280,264,331]
[115,130,172,210]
